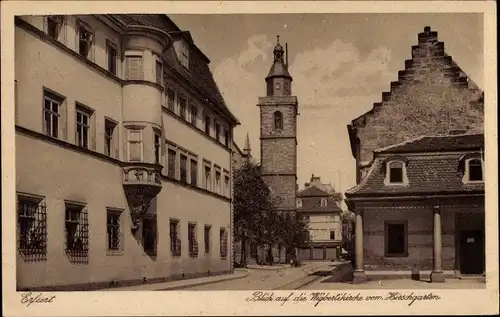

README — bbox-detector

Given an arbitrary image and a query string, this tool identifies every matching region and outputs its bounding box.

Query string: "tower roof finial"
[277,35,280,44]
[244,132,251,155]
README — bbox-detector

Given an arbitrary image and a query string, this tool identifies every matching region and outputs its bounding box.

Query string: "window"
[275,82,281,90]
[179,96,187,120]
[296,198,302,208]
[204,225,211,253]
[205,115,211,135]
[468,158,483,182]
[127,129,143,162]
[106,41,117,75]
[330,230,336,240]
[104,119,116,157]
[47,15,63,40]
[65,202,89,259]
[43,91,63,138]
[107,210,122,252]
[180,154,188,183]
[284,82,290,92]
[168,149,176,178]
[170,219,181,256]
[320,198,327,207]
[190,159,198,186]
[17,195,47,258]
[155,59,163,85]
[224,175,230,196]
[154,131,161,164]
[125,52,144,80]
[385,221,408,257]
[188,223,198,257]
[190,105,198,127]
[76,104,92,149]
[274,111,283,130]
[388,161,404,183]
[220,227,228,258]
[167,88,176,112]
[204,164,212,191]
[215,122,221,142]
[215,170,221,194]
[143,217,157,255]
[77,21,93,58]
[224,129,230,147]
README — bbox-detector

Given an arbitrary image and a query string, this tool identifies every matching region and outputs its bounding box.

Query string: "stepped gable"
[348,26,484,162]
[109,14,239,124]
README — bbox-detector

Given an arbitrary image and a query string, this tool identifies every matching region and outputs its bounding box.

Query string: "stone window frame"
[384,220,409,258]
[125,125,145,163]
[76,18,95,61]
[124,50,144,80]
[106,207,124,256]
[273,111,283,130]
[383,156,410,186]
[75,102,96,151]
[42,88,67,140]
[105,39,119,76]
[44,15,66,43]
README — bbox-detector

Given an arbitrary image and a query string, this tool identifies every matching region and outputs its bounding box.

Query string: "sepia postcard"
[1,0,498,316]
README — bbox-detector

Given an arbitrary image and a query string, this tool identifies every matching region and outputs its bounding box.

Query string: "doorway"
[459,230,485,275]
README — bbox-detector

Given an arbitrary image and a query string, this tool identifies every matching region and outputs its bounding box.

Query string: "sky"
[169,13,484,196]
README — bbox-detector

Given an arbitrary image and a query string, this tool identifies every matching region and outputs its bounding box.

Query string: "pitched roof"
[109,14,239,125]
[375,134,484,154]
[297,196,343,213]
[297,185,331,197]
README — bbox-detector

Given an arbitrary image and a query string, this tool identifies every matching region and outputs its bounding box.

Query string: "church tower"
[258,36,298,213]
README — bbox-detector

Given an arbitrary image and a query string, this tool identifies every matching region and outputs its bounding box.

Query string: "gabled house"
[297,175,343,261]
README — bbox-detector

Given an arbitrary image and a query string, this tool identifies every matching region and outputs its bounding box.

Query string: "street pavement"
[184,261,335,290]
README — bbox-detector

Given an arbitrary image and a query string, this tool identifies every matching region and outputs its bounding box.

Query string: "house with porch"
[345,133,485,282]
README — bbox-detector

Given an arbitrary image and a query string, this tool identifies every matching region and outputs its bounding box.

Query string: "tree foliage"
[233,160,309,265]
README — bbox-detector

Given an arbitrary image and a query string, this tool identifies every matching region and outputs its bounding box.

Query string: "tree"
[233,160,276,266]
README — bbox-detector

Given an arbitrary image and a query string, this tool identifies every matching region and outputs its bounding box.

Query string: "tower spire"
[243,132,251,156]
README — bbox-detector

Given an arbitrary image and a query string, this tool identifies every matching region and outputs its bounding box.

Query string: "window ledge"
[106,250,124,256]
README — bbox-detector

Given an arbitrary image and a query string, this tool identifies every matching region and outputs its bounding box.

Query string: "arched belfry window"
[274,111,283,130]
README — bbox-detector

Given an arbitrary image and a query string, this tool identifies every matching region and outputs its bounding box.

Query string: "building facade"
[345,26,485,283]
[15,14,239,291]
[297,175,343,261]
[258,36,298,214]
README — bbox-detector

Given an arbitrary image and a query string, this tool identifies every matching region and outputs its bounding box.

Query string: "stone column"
[430,206,445,283]
[353,209,366,283]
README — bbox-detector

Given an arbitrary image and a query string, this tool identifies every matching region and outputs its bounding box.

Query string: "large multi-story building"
[296,175,343,261]
[345,26,484,283]
[15,14,239,291]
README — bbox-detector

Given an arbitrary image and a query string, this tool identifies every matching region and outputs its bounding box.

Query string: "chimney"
[285,43,289,66]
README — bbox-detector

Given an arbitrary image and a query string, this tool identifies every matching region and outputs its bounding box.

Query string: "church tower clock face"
[257,36,299,213]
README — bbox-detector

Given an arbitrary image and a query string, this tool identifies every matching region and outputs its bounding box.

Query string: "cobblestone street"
[183,262,333,290]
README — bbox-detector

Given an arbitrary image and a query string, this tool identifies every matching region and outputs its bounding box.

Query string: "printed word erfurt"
[20,292,56,307]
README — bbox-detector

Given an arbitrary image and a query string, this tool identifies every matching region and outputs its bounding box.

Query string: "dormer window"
[177,39,190,69]
[296,198,302,208]
[384,158,409,186]
[273,111,283,130]
[462,156,484,183]
[320,198,327,207]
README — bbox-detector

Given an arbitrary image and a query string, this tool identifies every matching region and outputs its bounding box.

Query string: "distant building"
[345,26,484,283]
[15,14,239,291]
[297,175,343,261]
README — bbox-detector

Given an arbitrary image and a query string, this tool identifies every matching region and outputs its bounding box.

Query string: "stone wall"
[354,27,484,169]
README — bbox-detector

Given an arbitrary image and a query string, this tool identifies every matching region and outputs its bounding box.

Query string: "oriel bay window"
[188,223,198,258]
[170,219,181,256]
[127,128,143,162]
[17,194,47,259]
[64,201,89,262]
[154,131,162,164]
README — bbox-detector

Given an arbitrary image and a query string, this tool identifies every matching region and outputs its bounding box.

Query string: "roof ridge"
[373,135,428,153]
